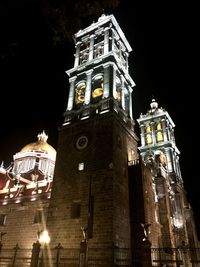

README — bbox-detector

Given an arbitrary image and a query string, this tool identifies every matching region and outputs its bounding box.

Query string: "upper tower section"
[137,99,182,184]
[64,14,135,128]
[72,13,132,70]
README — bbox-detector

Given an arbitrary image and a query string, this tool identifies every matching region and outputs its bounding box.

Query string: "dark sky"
[0,1,199,234]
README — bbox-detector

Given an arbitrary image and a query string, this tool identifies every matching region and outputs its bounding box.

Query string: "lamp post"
[55,243,63,267]
[79,227,88,267]
[38,230,50,267]
[38,230,50,245]
[30,241,41,267]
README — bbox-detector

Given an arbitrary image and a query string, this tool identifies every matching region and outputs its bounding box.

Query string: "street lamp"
[38,230,50,267]
[39,230,50,245]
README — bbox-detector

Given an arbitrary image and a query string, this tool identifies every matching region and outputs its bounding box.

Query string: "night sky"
[0,1,199,235]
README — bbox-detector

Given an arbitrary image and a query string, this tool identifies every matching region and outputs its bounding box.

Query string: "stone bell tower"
[46,14,139,266]
[137,99,199,264]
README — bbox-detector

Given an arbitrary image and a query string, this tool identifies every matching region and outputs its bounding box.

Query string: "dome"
[20,131,56,156]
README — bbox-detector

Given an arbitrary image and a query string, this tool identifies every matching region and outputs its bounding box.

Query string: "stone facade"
[0,13,199,267]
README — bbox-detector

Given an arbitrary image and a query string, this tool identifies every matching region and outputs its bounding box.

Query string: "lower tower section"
[46,111,138,266]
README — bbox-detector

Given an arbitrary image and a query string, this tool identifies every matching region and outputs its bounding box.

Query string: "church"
[0,13,199,267]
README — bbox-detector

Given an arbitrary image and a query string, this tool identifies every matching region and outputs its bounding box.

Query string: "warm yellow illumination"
[156,131,163,142]
[146,125,151,133]
[75,83,86,104]
[92,75,103,99]
[115,90,121,101]
[146,134,152,144]
[39,230,50,244]
[156,122,162,130]
[173,217,183,229]
[159,153,167,166]
[92,87,103,98]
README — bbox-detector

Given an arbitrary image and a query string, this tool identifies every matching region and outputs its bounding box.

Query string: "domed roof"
[20,131,56,156]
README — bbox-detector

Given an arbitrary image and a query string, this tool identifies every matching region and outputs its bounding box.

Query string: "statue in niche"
[81,226,87,241]
[95,45,103,57]
[140,223,151,242]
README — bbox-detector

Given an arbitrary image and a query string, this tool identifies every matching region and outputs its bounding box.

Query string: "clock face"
[76,136,88,150]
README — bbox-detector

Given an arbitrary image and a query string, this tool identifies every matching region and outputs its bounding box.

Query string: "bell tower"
[137,99,199,256]
[137,99,182,185]
[46,14,138,265]
[64,13,135,124]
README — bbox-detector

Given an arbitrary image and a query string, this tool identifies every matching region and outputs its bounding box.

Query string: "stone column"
[89,34,95,61]
[74,41,81,67]
[111,29,115,52]
[140,124,145,146]
[85,70,93,105]
[103,63,110,98]
[124,51,129,71]
[67,77,76,111]
[161,119,168,141]
[121,77,125,110]
[128,86,133,119]
[150,121,156,145]
[165,147,173,173]
[112,65,117,99]
[104,27,110,55]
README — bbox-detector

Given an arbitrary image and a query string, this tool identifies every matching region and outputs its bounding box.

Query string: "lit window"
[75,82,86,104]
[156,131,163,142]
[128,148,135,165]
[115,76,121,101]
[92,75,103,99]
[78,162,84,171]
[146,134,152,144]
[146,125,151,133]
[156,122,162,130]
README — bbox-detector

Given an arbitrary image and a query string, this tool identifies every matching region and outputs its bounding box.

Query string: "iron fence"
[0,244,200,266]
[151,247,200,266]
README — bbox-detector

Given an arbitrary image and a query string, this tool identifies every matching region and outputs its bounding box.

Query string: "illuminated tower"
[46,14,138,265]
[137,99,199,263]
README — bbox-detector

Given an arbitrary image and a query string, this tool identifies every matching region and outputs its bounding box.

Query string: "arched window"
[146,134,152,145]
[80,40,89,64]
[75,82,86,105]
[156,122,162,130]
[146,124,151,133]
[124,88,130,115]
[92,74,104,101]
[156,131,164,142]
[115,75,121,102]
[94,44,103,58]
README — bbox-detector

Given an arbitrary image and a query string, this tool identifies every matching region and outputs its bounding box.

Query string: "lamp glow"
[39,230,50,244]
